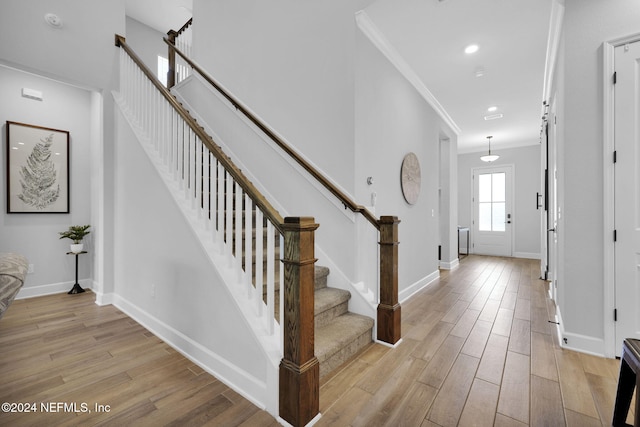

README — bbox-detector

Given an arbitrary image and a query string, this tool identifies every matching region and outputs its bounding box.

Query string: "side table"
[66,251,87,294]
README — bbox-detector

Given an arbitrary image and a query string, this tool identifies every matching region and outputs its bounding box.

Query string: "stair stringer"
[171,75,380,325]
[113,91,281,417]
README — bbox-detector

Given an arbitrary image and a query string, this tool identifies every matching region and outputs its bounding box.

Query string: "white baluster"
[244,194,253,298]
[187,130,198,205]
[216,162,224,250]
[279,234,284,328]
[178,119,184,191]
[254,210,264,317]
[203,149,210,230]
[225,172,233,264]
[266,220,275,334]
[195,136,202,215]
[235,181,243,275]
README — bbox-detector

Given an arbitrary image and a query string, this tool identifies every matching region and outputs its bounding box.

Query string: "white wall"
[112,108,275,406]
[556,0,640,353]
[355,28,456,298]
[181,1,456,303]
[0,0,125,90]
[125,17,167,79]
[191,0,373,195]
[458,144,541,259]
[0,65,94,294]
[0,0,126,300]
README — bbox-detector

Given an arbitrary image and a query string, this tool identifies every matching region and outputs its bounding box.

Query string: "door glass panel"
[493,202,506,231]
[478,172,506,232]
[493,173,506,202]
[479,174,491,202]
[479,203,492,231]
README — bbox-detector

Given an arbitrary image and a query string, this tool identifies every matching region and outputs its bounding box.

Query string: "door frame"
[603,32,640,358]
[470,164,515,257]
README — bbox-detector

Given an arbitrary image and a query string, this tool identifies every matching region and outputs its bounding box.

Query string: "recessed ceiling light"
[487,106,498,112]
[464,44,479,54]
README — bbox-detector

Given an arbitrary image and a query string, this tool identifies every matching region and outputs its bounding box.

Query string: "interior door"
[540,122,549,279]
[547,101,559,301]
[473,166,513,256]
[614,40,640,353]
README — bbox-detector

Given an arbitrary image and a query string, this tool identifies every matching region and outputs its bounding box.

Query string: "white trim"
[470,164,516,257]
[15,279,93,299]
[94,289,114,306]
[375,338,404,349]
[602,32,640,358]
[111,294,270,412]
[399,270,440,303]
[355,10,461,135]
[277,412,322,427]
[439,258,460,270]
[557,307,606,356]
[541,1,565,110]
[513,252,541,260]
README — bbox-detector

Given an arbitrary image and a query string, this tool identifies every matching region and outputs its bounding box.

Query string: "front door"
[473,166,513,257]
[614,40,640,353]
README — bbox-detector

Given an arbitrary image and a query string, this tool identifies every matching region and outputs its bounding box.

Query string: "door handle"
[548,228,556,232]
[537,192,543,210]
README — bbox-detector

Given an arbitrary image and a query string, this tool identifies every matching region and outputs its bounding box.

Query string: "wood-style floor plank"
[0,256,627,426]
[0,291,277,426]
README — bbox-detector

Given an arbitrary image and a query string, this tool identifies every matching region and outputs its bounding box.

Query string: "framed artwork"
[6,121,70,213]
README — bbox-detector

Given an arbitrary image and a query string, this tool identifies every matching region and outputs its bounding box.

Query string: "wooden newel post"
[166,30,177,89]
[279,217,320,427]
[378,215,401,344]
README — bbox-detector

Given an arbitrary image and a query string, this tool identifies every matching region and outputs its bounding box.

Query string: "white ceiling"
[125,0,553,154]
[125,0,192,35]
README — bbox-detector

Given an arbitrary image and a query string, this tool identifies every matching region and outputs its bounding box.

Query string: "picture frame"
[6,121,70,213]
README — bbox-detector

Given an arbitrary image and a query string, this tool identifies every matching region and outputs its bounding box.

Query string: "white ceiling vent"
[484,113,504,121]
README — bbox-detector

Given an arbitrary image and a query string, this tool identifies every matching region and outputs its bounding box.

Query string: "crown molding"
[355,10,461,135]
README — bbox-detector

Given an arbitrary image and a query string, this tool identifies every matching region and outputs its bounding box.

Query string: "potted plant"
[59,225,91,253]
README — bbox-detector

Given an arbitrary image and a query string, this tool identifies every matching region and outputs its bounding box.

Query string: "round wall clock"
[401,152,421,205]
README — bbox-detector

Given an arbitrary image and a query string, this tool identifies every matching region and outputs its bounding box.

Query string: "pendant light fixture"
[480,135,499,162]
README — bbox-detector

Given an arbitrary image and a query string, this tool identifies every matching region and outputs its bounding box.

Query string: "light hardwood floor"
[318,255,634,426]
[0,290,279,426]
[0,255,634,426]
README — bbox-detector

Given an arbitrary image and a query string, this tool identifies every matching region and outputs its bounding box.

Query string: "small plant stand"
[66,251,87,294]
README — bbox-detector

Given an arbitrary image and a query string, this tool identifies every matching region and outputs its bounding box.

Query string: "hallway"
[0,256,632,426]
[317,255,630,426]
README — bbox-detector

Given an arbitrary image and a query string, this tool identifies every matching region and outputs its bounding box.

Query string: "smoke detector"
[44,13,63,29]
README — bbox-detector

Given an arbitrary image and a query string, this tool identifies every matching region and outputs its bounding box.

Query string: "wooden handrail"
[115,34,285,233]
[176,18,192,36]
[163,37,381,230]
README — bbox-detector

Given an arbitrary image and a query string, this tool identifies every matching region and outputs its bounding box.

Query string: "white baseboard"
[513,252,541,260]
[439,258,460,270]
[555,309,606,357]
[111,294,270,412]
[399,270,440,304]
[15,279,93,299]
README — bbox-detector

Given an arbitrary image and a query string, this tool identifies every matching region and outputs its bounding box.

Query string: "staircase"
[116,34,398,426]
[314,266,374,377]
[236,186,374,378]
